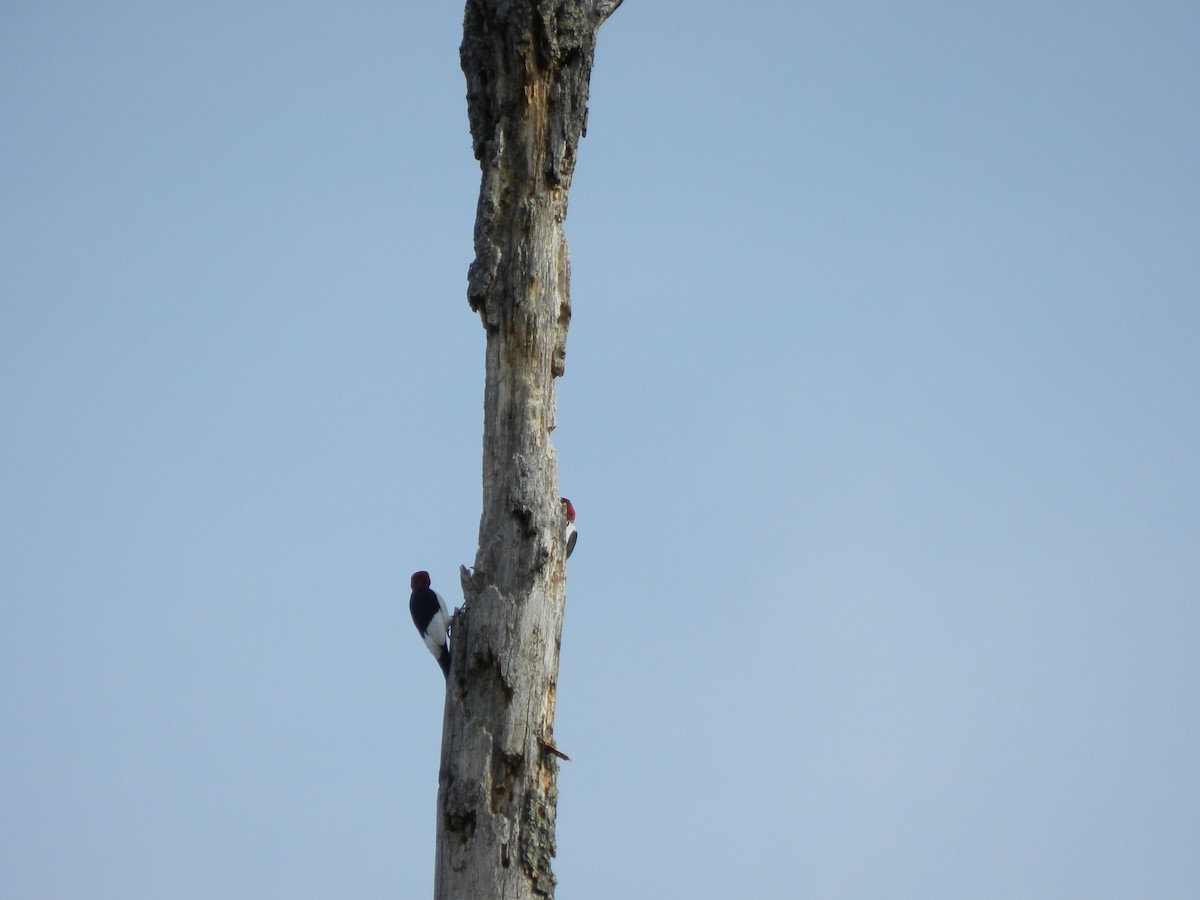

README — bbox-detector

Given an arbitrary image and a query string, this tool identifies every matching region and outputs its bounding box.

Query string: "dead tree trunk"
[434,2,621,898]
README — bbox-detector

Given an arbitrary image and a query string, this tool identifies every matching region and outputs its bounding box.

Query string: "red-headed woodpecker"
[409,570,451,678]
[561,497,578,559]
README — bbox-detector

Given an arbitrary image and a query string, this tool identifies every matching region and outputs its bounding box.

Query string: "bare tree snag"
[434,2,621,898]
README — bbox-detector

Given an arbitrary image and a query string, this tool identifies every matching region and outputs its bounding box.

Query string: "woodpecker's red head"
[410,570,432,590]
[560,497,576,522]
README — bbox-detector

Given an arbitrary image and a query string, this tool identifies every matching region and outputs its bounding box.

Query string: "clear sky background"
[3,2,1198,898]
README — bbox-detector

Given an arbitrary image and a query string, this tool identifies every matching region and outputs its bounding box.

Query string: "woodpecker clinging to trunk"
[409,570,451,678]
[561,497,578,559]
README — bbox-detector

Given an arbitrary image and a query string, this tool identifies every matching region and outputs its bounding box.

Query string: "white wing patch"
[423,590,452,658]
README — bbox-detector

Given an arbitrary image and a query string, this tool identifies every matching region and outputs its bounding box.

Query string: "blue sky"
[3,2,1198,898]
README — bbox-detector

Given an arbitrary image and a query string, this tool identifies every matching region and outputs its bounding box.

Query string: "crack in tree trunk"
[433,2,620,898]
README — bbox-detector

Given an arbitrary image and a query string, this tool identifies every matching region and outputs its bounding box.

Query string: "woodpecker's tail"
[438,645,451,678]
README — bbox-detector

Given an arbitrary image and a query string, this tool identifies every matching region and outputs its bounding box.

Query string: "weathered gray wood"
[434,2,620,898]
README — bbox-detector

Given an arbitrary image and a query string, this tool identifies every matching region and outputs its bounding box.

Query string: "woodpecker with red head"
[561,497,578,559]
[409,570,451,678]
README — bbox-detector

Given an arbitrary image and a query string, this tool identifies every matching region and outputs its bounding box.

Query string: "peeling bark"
[433,2,620,899]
